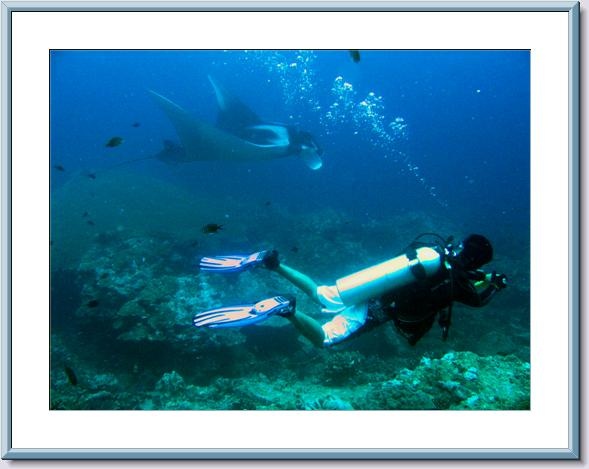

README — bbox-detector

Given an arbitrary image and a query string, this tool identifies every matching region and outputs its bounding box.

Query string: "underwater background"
[50,50,530,410]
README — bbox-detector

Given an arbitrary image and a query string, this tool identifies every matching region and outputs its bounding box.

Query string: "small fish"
[53,164,65,172]
[131,122,141,128]
[99,272,109,279]
[202,223,223,234]
[86,220,95,226]
[82,211,89,218]
[190,240,199,247]
[64,366,78,386]
[105,137,124,148]
[87,173,97,180]
[86,299,100,308]
[264,201,272,207]
[290,246,299,253]
[50,240,54,246]
[349,50,361,63]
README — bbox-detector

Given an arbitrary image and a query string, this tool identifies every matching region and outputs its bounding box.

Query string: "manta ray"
[149,76,323,170]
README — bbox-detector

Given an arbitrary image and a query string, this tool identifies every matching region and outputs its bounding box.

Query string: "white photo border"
[1,1,580,460]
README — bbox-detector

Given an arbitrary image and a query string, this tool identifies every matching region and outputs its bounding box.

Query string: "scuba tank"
[335,246,444,306]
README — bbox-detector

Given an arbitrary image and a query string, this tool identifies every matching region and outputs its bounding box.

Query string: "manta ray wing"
[208,75,263,135]
[149,90,286,162]
[207,78,324,171]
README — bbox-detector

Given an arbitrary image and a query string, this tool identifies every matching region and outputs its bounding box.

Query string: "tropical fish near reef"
[202,223,223,235]
[105,137,124,148]
[64,366,78,386]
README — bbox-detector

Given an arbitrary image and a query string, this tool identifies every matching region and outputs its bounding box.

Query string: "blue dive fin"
[193,295,295,329]
[199,250,267,273]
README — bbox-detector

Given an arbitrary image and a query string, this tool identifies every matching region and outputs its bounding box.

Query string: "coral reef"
[321,350,366,386]
[51,197,530,411]
[298,395,354,410]
[367,351,530,410]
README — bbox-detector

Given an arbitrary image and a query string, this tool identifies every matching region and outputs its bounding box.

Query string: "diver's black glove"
[262,250,280,270]
[491,271,507,290]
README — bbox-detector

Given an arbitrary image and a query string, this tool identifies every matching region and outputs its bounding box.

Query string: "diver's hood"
[453,234,493,270]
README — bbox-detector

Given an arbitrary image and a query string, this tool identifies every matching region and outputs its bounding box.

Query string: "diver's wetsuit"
[363,256,501,346]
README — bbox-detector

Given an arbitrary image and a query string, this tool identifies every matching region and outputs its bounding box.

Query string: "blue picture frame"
[1,1,580,460]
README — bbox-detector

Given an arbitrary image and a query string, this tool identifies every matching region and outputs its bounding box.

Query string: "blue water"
[50,50,530,410]
[51,49,529,233]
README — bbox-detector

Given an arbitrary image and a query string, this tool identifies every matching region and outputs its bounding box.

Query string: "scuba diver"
[193,234,508,347]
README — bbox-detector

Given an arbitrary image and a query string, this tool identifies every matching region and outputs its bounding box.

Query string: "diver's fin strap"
[254,295,296,317]
[405,247,427,280]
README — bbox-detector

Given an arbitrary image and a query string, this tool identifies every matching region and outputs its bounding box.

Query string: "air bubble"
[231,52,445,207]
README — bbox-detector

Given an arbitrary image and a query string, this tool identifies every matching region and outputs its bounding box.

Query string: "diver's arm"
[458,271,507,307]
[274,263,322,304]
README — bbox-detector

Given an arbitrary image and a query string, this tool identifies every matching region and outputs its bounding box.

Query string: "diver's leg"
[274,263,321,304]
[265,253,325,346]
[286,309,326,348]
